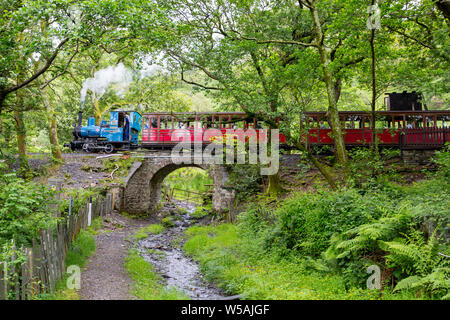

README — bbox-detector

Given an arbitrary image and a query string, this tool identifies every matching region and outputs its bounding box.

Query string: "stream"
[135,201,228,300]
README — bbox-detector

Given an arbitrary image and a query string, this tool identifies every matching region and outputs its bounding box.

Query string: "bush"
[235,162,449,298]
[0,172,59,248]
[261,189,389,258]
[226,164,262,201]
[183,224,379,300]
[433,143,450,177]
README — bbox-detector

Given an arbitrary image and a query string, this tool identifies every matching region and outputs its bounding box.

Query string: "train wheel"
[105,144,114,154]
[82,143,96,153]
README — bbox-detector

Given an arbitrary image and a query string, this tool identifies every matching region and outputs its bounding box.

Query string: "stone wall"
[402,149,436,166]
[122,157,235,215]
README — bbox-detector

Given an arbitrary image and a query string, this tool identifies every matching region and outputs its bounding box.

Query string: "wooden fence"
[399,127,449,150]
[0,193,114,300]
[162,187,211,205]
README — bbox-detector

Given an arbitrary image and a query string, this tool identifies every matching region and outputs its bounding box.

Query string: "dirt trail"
[79,212,155,300]
[80,202,227,300]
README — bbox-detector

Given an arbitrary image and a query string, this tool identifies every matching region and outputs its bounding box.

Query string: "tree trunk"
[265,125,284,197]
[13,109,30,175]
[369,0,379,155]
[435,0,450,24]
[309,3,348,166]
[282,128,337,190]
[42,87,63,162]
[266,171,283,197]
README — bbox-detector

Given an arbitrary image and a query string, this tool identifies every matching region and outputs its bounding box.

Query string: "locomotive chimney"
[78,111,83,127]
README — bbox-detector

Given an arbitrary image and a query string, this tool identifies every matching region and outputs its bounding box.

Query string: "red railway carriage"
[302,110,450,148]
[139,110,449,150]
[141,112,287,148]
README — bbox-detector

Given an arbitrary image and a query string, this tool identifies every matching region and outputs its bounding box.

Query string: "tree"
[150,0,338,192]
[0,0,142,171]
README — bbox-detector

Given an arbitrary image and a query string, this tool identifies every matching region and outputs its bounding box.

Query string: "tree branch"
[40,40,79,89]
[5,38,69,94]
[231,31,317,47]
[180,68,222,90]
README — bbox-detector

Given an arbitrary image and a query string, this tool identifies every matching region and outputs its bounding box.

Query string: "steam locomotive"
[65,110,142,153]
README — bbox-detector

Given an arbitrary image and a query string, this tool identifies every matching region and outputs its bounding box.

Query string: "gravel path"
[79,212,156,300]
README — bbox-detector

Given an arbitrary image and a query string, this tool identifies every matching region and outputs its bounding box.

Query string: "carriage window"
[392,116,405,128]
[406,115,422,128]
[255,121,267,129]
[354,116,365,129]
[343,117,356,129]
[362,117,371,128]
[439,116,450,127]
[218,116,228,129]
[425,116,435,127]
[306,116,317,128]
[173,121,184,129]
[374,115,388,129]
[232,120,245,129]
[118,113,125,127]
[150,118,157,128]
[160,117,172,129]
[200,117,211,129]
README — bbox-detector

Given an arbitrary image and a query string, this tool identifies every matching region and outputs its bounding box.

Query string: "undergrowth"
[39,230,96,300]
[125,249,189,300]
[183,147,450,300]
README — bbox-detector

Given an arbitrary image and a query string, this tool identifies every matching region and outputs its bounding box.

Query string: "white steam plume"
[80,63,133,103]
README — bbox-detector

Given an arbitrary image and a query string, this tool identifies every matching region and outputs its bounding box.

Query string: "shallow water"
[137,201,227,300]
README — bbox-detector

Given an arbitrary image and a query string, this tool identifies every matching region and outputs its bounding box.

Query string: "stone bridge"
[120,156,235,214]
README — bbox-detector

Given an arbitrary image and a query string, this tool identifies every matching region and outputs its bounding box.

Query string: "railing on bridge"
[399,127,449,150]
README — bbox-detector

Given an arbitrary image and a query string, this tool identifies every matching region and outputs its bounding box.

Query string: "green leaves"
[0,172,58,247]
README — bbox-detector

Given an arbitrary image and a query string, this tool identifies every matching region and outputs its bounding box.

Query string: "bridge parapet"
[122,156,235,215]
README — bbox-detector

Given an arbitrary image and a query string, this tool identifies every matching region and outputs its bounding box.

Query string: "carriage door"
[147,116,158,142]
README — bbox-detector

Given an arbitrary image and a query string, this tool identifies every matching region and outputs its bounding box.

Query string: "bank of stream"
[134,201,228,300]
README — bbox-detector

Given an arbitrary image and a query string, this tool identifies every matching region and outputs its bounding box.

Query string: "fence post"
[88,197,92,227]
[1,261,8,300]
[68,196,73,218]
[47,178,63,217]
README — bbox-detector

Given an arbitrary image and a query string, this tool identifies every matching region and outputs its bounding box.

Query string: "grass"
[125,249,189,300]
[144,224,165,234]
[39,230,96,300]
[190,206,211,219]
[120,211,149,220]
[162,217,175,227]
[132,224,166,240]
[183,224,381,300]
[86,217,104,235]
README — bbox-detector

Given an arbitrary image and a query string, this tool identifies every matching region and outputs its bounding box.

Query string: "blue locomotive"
[66,110,142,153]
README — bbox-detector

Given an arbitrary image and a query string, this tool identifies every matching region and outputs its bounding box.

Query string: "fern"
[327,208,449,299]
[394,268,450,300]
[394,275,421,291]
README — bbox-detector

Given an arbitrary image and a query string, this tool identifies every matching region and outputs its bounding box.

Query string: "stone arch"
[122,158,234,215]
[148,163,208,213]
